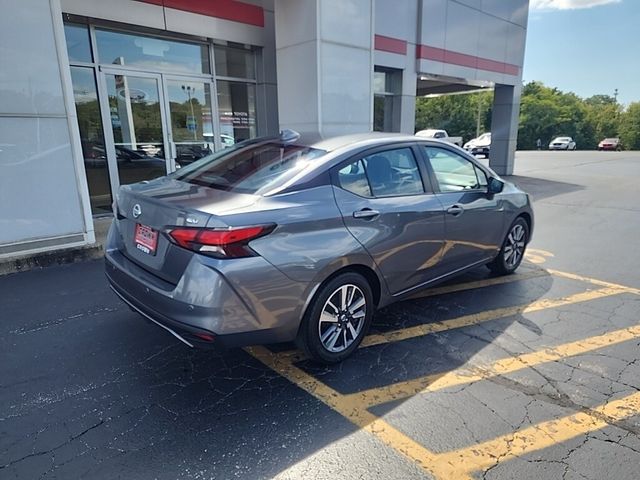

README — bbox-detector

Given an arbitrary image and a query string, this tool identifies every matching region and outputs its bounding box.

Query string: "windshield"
[556,137,571,142]
[478,133,491,141]
[170,141,327,195]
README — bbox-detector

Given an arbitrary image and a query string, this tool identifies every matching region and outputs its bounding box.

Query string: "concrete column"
[398,63,417,134]
[489,84,521,175]
[274,0,373,137]
[255,7,279,136]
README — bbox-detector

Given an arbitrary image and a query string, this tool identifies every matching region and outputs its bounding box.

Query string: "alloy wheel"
[318,284,367,353]
[503,224,526,268]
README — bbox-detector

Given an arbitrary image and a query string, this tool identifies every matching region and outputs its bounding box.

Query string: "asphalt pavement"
[2,150,640,479]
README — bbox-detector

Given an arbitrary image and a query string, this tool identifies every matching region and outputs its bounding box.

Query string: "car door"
[332,144,447,295]
[420,144,505,271]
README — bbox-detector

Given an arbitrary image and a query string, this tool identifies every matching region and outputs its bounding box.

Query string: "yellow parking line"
[346,324,640,408]
[360,287,623,348]
[548,268,640,295]
[407,269,548,299]
[434,390,640,478]
[245,345,443,478]
[278,287,622,362]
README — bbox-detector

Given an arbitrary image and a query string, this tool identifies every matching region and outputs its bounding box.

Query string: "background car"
[105,131,533,363]
[598,137,622,151]
[414,129,463,147]
[463,132,491,157]
[549,136,576,150]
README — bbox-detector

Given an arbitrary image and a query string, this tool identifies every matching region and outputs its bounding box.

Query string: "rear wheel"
[487,217,529,275]
[298,272,374,363]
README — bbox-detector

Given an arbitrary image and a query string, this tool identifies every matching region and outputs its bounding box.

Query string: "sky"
[523,0,640,105]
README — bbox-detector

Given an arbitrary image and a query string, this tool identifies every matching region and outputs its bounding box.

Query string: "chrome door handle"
[447,205,464,217]
[353,209,380,219]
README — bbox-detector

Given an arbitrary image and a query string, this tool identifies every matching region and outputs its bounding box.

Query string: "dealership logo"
[132,204,142,219]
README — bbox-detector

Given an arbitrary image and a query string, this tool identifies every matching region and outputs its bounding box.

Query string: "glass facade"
[95,29,210,74]
[166,80,215,166]
[217,81,257,146]
[63,22,259,214]
[373,68,401,132]
[70,66,112,214]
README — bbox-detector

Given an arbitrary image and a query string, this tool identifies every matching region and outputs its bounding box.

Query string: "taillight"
[167,224,275,258]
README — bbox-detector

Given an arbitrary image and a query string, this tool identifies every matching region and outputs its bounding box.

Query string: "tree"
[619,102,640,150]
[415,90,492,144]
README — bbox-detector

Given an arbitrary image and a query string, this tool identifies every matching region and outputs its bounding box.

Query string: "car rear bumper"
[104,224,306,348]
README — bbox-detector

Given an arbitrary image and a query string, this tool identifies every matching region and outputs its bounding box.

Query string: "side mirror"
[488,177,504,194]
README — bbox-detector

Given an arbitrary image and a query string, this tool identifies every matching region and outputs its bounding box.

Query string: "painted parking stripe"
[245,345,444,478]
[548,268,640,295]
[275,271,597,362]
[432,390,640,479]
[360,287,622,348]
[345,324,640,407]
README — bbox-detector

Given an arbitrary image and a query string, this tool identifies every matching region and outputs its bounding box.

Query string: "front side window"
[337,147,424,198]
[423,147,484,192]
[172,142,326,195]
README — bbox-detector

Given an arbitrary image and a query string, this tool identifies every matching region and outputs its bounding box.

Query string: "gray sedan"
[105,132,533,363]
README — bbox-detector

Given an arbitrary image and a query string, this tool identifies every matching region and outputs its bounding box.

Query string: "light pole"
[181,84,197,141]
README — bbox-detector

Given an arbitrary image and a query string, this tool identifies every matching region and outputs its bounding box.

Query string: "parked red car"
[598,138,622,151]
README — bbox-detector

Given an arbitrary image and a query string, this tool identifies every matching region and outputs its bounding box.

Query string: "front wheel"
[298,272,374,363]
[487,218,529,275]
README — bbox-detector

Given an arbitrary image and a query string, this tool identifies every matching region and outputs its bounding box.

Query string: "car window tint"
[362,147,424,197]
[172,141,326,195]
[337,159,372,197]
[475,165,488,187]
[423,147,481,192]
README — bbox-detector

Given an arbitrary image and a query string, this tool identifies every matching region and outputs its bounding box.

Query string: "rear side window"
[172,141,326,195]
[423,146,485,192]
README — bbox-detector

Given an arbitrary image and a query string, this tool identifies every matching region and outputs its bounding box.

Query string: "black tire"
[298,272,374,364]
[487,217,529,275]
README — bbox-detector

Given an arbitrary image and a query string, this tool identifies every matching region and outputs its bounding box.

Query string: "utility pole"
[476,95,482,138]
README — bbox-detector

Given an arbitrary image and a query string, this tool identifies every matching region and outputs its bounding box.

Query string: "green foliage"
[619,102,640,150]
[415,91,493,144]
[415,81,636,150]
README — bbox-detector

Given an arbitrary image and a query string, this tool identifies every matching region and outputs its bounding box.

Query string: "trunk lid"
[115,177,260,284]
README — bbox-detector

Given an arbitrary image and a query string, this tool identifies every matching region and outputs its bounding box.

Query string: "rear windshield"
[171,141,327,195]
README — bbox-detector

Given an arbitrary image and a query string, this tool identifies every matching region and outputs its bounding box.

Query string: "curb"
[0,244,104,277]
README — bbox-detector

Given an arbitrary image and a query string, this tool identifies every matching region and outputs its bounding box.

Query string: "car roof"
[300,132,422,152]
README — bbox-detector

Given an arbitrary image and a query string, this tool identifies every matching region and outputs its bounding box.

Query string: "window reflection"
[217,81,257,146]
[64,24,92,63]
[70,66,112,214]
[167,81,215,166]
[105,74,167,185]
[95,29,210,74]
[214,43,255,79]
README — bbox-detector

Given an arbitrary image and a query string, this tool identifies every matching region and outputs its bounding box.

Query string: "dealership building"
[0,0,529,258]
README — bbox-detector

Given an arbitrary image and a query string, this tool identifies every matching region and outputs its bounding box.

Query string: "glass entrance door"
[164,78,217,167]
[99,69,170,191]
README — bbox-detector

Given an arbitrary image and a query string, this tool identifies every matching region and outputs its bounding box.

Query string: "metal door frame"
[96,67,171,197]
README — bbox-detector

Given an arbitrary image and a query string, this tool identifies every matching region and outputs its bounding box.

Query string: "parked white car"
[415,129,463,147]
[549,137,576,151]
[464,132,491,157]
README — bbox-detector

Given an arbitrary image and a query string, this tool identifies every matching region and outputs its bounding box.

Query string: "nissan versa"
[105,132,533,363]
